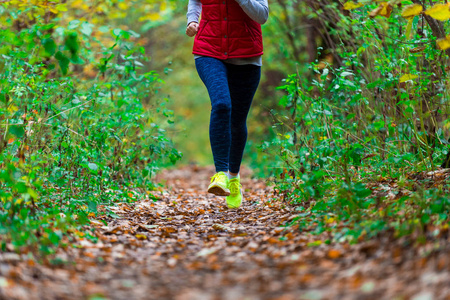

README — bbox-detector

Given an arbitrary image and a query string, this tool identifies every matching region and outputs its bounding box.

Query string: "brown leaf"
[369,2,393,18]
[212,223,232,232]
[409,46,427,53]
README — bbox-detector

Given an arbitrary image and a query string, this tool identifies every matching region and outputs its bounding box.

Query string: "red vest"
[193,0,264,59]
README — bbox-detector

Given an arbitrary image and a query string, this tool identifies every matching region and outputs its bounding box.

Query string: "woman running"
[186,0,269,208]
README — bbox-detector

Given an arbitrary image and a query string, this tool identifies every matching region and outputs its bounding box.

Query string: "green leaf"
[55,51,70,75]
[421,214,430,224]
[77,211,90,225]
[27,188,38,199]
[70,55,85,64]
[340,71,353,77]
[15,182,27,193]
[0,93,6,104]
[68,20,80,29]
[405,106,414,113]
[49,232,61,246]
[112,28,123,37]
[64,31,79,55]
[42,38,57,56]
[8,125,25,138]
[80,22,93,36]
[41,23,56,30]
[87,201,97,212]
[88,163,98,171]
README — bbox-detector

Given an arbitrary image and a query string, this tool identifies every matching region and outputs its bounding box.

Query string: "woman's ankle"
[227,171,239,179]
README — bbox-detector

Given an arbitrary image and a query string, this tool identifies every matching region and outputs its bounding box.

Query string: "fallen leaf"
[135,234,147,240]
[212,223,232,232]
[328,249,341,259]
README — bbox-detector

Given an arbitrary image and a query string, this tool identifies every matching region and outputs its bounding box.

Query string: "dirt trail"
[0,166,449,300]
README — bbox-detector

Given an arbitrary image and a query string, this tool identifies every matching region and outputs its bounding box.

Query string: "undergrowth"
[0,3,181,255]
[261,3,450,243]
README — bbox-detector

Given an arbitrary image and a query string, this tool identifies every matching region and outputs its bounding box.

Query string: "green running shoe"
[207,171,230,196]
[226,177,243,208]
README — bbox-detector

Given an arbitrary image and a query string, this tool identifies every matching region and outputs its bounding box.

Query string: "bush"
[0,3,181,254]
[261,3,450,242]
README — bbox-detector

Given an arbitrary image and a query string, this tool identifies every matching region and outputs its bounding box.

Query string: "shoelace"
[210,173,224,183]
[229,181,241,195]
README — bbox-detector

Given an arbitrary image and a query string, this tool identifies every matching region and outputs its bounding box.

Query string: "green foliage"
[0,3,180,254]
[259,2,450,243]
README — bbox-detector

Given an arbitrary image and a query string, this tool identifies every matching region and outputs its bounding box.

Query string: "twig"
[45,99,94,122]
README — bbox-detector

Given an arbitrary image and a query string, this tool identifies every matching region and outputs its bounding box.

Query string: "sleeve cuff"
[187,16,199,26]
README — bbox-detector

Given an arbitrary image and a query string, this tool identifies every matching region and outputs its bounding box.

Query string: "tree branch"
[411,0,450,57]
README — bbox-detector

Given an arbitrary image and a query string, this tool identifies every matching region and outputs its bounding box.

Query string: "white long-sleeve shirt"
[187,0,269,66]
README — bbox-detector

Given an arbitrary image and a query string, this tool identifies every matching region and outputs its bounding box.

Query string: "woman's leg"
[226,64,261,174]
[195,57,232,172]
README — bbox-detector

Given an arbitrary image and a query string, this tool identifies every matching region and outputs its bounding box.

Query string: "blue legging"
[195,57,261,174]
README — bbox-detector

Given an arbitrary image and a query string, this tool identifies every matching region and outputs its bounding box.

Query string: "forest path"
[1,166,449,300]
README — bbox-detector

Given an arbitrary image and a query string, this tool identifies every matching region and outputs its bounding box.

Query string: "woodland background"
[0,0,449,265]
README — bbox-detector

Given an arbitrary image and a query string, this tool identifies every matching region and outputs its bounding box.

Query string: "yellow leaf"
[70,0,88,10]
[379,2,393,18]
[369,8,382,18]
[118,2,128,10]
[148,12,162,21]
[110,11,127,19]
[8,104,18,113]
[307,240,322,247]
[436,35,450,50]
[424,3,450,21]
[369,2,393,18]
[95,4,107,13]
[343,1,364,10]
[70,0,83,8]
[401,4,423,18]
[325,217,335,224]
[399,74,418,83]
[135,234,147,240]
[404,17,413,39]
[56,4,68,12]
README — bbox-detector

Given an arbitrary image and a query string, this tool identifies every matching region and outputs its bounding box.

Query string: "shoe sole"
[208,185,230,196]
